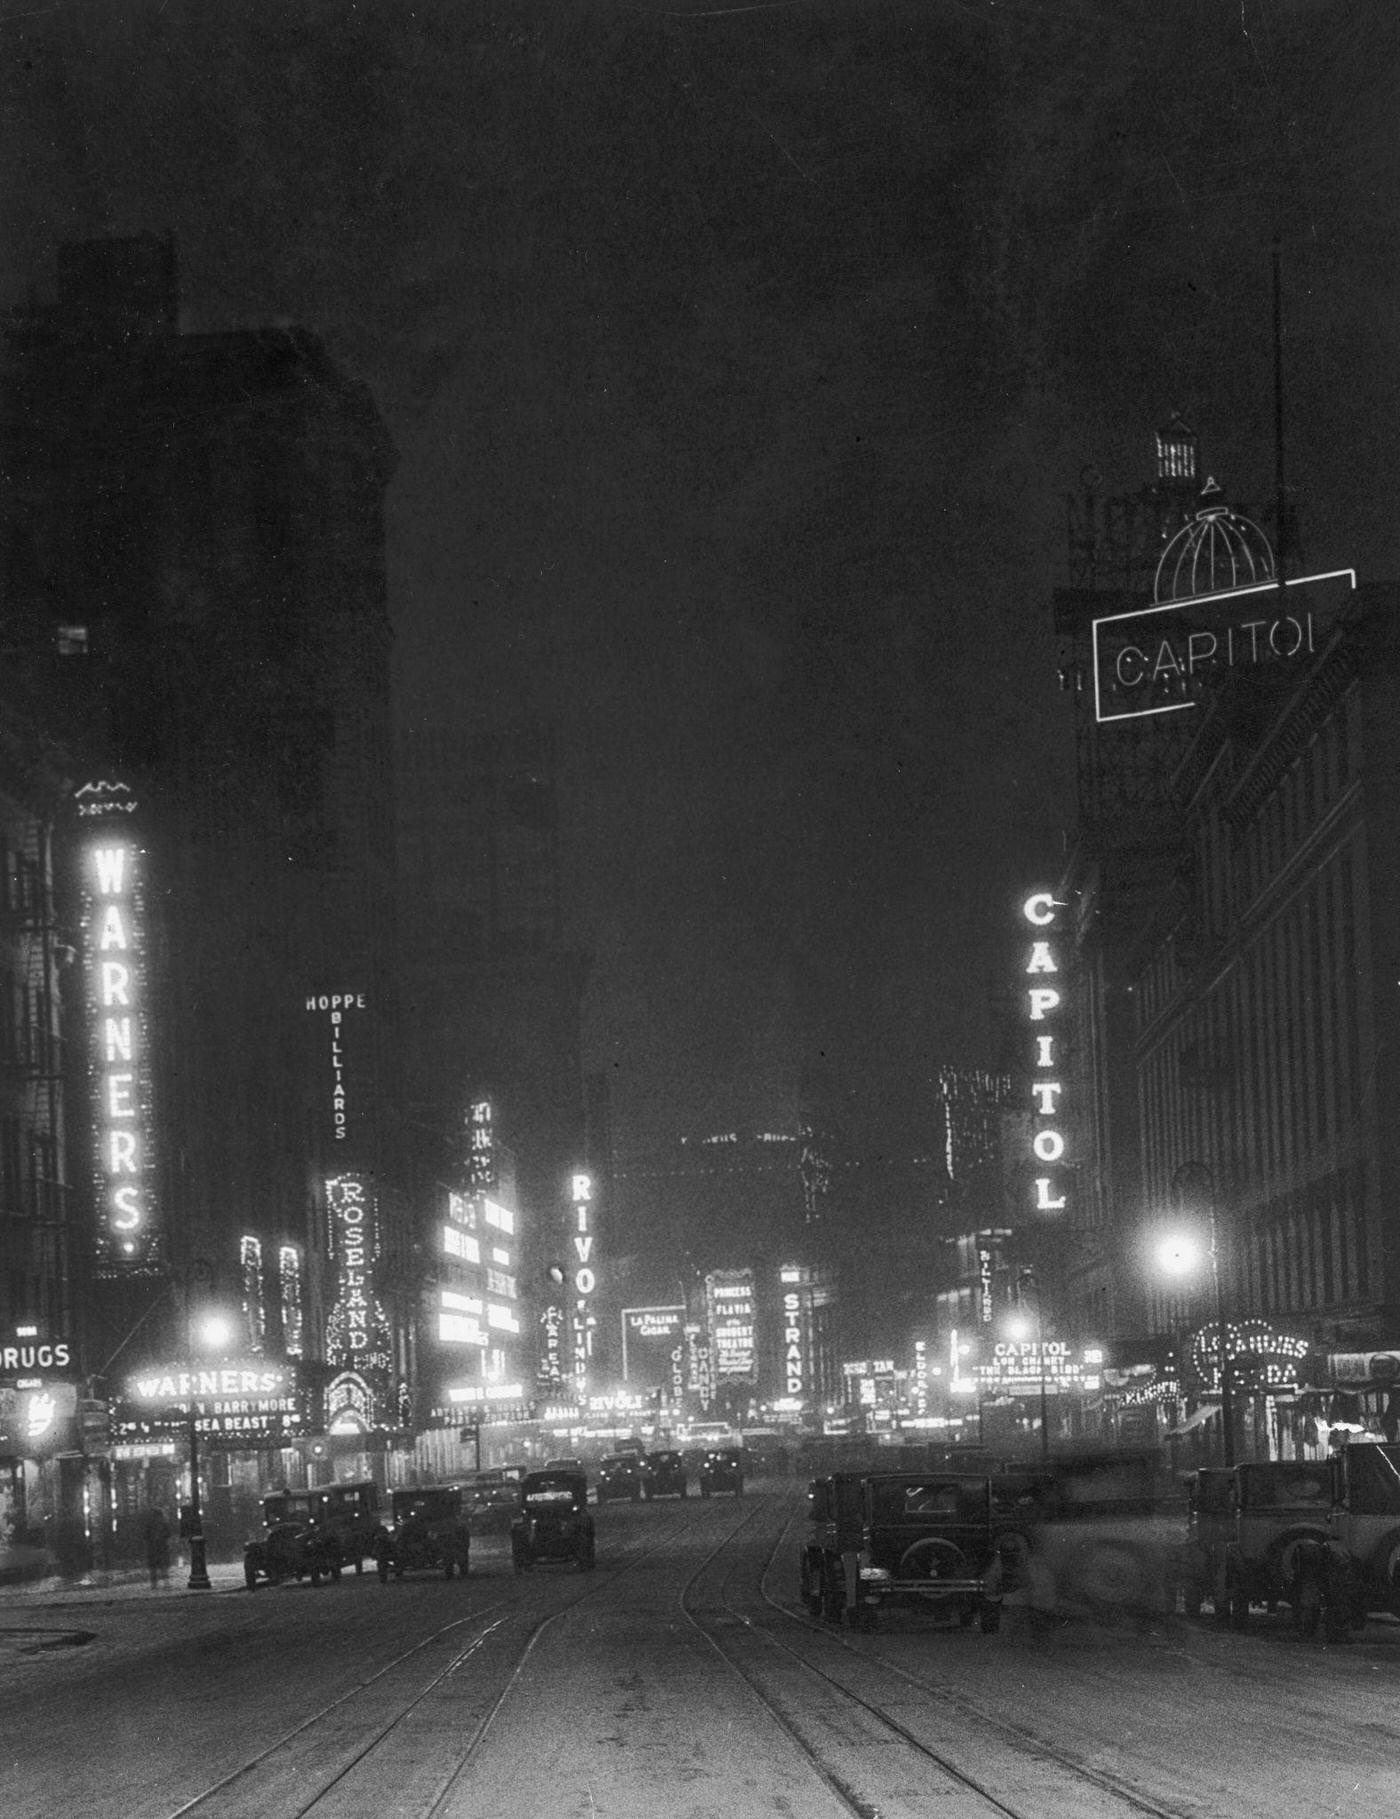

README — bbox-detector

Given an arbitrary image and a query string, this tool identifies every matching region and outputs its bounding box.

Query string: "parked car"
[699,1448,745,1498]
[643,1450,688,1499]
[375,1486,472,1581]
[596,1455,646,1502]
[243,1492,343,1590]
[511,1470,595,1572]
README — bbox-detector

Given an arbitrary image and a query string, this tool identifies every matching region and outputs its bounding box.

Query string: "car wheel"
[244,1560,258,1590]
[1228,1586,1250,1631]
[331,1564,342,1583]
[310,1564,323,1587]
[377,1558,390,1583]
[355,1559,364,1575]
[820,1563,844,1624]
[443,1559,455,1581]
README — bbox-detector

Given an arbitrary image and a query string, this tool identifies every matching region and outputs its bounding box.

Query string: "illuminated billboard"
[1091,567,1354,724]
[707,1270,756,1383]
[620,1306,685,1389]
[77,781,159,1269]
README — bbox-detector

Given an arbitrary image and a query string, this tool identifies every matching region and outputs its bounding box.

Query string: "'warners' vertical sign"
[77,781,158,1270]
[1023,892,1069,1216]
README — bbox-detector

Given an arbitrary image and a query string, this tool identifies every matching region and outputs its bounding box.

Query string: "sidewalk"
[0,1562,247,1607]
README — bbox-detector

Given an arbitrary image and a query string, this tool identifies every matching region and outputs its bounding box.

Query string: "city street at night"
[4,1485,1400,1819]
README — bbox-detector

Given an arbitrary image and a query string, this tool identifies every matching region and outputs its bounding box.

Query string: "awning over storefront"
[1298,1352,1400,1393]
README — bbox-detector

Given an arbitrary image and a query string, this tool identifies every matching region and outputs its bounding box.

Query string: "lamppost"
[1007,1268,1051,1462]
[1155,1161,1235,1468]
[183,1306,235,1590]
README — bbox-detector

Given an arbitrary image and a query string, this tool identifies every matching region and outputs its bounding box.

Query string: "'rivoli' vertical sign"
[1023,892,1069,1215]
[570,1171,596,1399]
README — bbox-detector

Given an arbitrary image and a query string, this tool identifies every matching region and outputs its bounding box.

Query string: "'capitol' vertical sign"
[77,781,159,1269]
[1023,891,1069,1216]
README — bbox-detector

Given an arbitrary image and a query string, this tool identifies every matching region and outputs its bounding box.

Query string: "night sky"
[5,0,1396,1163]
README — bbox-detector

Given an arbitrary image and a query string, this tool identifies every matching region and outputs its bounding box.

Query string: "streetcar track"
[161,1498,749,1819]
[676,1492,1201,1819]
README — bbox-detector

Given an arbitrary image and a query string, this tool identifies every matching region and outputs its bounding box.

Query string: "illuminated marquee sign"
[708,1271,757,1382]
[79,783,159,1269]
[570,1171,596,1398]
[325,1175,390,1374]
[1091,567,1355,724]
[912,1339,929,1418]
[976,1341,1091,1397]
[1023,891,1069,1216]
[119,1359,305,1440]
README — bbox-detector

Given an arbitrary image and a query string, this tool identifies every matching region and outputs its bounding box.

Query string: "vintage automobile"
[511,1470,596,1573]
[1003,1449,1185,1620]
[596,1455,646,1502]
[1179,1461,1331,1628]
[642,1449,688,1499]
[243,1492,343,1590]
[1241,1444,1400,1640]
[698,1448,745,1498]
[375,1486,472,1581]
[465,1469,524,1534]
[801,1471,1014,1633]
[307,1479,383,1574]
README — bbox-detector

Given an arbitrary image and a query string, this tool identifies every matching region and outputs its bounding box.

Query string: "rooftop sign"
[1091,568,1355,724]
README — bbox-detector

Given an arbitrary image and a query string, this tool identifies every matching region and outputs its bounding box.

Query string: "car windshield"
[393,1489,459,1521]
[524,1475,580,1501]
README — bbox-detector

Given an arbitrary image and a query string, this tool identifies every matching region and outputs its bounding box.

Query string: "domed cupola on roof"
[1154,477,1276,604]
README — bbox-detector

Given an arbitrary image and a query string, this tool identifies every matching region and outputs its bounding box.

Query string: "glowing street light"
[1155,1163,1235,1468]
[1009,1269,1051,1462]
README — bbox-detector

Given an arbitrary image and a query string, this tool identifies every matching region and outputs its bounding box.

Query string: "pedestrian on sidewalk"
[143,1505,172,1590]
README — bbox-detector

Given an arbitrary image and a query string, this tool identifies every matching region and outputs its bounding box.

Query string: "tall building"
[1050,422,1400,1457]
[1,236,405,1543]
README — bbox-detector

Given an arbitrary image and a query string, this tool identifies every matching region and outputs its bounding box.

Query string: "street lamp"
[1007,1268,1051,1462]
[184,1308,235,1589]
[1155,1162,1235,1468]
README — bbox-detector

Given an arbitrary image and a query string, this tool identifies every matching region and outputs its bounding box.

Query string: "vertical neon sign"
[1023,891,1068,1214]
[570,1171,595,1398]
[78,782,157,1268]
